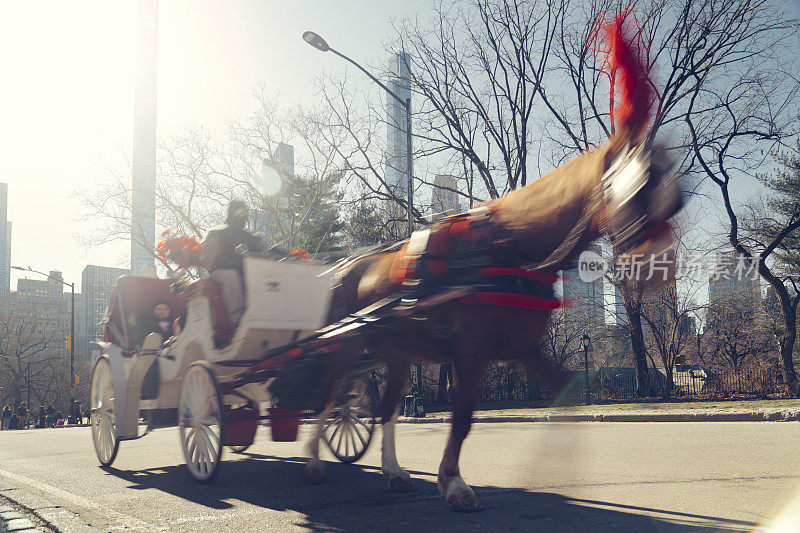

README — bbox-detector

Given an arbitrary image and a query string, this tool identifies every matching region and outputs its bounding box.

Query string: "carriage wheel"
[324,378,377,464]
[90,357,119,467]
[229,399,256,454]
[178,363,224,482]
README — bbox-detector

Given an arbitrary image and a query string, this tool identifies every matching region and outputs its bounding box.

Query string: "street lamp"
[580,332,594,405]
[12,266,76,390]
[302,30,415,237]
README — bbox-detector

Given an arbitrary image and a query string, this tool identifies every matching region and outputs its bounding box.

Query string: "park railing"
[413,363,787,412]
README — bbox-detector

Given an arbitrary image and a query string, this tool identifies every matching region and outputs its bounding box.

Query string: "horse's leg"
[437,361,485,512]
[304,340,362,484]
[380,357,416,492]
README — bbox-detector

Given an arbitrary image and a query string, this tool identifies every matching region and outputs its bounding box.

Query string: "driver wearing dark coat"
[201,200,265,324]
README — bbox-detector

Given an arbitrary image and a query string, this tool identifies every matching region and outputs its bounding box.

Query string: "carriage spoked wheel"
[324,378,377,464]
[178,363,224,482]
[91,357,119,467]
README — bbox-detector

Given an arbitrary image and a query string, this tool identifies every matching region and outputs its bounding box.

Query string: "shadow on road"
[103,453,756,532]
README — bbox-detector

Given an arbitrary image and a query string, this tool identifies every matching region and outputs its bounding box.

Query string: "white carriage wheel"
[90,358,119,467]
[325,378,377,464]
[178,363,224,482]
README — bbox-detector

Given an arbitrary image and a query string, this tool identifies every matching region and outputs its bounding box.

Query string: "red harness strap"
[458,292,561,310]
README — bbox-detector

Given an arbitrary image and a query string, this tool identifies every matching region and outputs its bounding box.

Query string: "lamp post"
[12,266,75,390]
[580,332,594,405]
[304,31,422,414]
[302,30,414,237]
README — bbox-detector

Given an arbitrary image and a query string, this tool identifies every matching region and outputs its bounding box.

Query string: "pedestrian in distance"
[1,405,10,430]
[16,403,27,429]
[46,404,55,428]
[37,405,46,428]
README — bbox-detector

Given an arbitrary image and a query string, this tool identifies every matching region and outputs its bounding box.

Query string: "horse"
[301,15,683,512]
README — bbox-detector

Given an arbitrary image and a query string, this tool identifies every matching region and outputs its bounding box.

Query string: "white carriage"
[90,255,378,482]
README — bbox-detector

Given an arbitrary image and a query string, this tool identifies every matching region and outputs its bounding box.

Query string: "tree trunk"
[525,367,542,402]
[779,331,798,396]
[625,300,651,397]
[437,363,453,405]
[664,367,674,399]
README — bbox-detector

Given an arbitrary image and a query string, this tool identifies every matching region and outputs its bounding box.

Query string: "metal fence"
[595,367,785,400]
[413,363,787,412]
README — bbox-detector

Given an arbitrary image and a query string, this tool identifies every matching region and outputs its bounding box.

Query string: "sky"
[0,0,426,292]
[0,0,799,295]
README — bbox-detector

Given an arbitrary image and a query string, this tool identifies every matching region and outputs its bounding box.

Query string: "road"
[1,422,799,532]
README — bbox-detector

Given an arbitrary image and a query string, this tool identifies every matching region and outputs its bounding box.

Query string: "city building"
[385,51,412,234]
[431,175,460,220]
[82,265,129,361]
[0,182,10,296]
[708,250,761,305]
[12,271,83,356]
[561,243,605,333]
[251,142,295,240]
[614,286,628,326]
[131,0,158,275]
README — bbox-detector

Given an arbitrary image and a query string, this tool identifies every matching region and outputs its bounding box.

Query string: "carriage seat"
[181,278,235,346]
[102,276,187,356]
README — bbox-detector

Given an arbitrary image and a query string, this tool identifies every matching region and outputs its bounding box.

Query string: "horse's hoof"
[385,469,416,492]
[305,460,327,485]
[445,478,484,512]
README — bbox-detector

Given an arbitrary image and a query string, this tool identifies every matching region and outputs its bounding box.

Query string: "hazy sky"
[1,0,799,294]
[0,0,426,291]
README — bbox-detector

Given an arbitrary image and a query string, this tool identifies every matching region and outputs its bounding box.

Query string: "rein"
[524,186,603,272]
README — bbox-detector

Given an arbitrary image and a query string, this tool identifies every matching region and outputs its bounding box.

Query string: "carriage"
[89,254,380,482]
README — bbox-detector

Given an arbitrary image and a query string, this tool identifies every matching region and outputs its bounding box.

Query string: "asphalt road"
[1,422,799,532]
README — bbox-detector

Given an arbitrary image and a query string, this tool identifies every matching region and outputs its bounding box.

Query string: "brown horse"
[302,17,682,512]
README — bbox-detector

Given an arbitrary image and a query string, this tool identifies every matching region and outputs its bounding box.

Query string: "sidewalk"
[399,404,800,423]
[0,501,46,533]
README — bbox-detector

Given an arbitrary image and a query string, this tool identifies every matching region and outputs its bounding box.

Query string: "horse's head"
[600,141,682,283]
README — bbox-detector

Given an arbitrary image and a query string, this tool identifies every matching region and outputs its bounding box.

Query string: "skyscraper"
[562,243,605,333]
[275,142,295,178]
[251,142,295,239]
[131,0,158,275]
[431,175,460,220]
[385,51,411,232]
[0,182,10,296]
[13,271,82,355]
[82,265,129,361]
[708,250,761,304]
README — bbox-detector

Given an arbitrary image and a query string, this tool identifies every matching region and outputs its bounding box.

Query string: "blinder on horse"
[601,142,683,272]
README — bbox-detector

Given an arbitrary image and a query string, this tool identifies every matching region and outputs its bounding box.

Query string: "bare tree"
[0,306,64,409]
[702,290,774,371]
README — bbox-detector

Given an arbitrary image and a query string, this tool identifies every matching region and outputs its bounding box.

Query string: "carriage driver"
[201,200,266,325]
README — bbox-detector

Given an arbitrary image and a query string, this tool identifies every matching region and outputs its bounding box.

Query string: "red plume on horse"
[298,10,682,512]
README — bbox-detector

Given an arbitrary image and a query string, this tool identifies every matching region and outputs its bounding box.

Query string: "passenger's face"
[154,304,171,319]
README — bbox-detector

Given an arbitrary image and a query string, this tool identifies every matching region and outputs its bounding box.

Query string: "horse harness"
[388,206,561,312]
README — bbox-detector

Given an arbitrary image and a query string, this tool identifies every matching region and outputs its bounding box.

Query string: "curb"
[0,501,47,533]
[397,409,800,424]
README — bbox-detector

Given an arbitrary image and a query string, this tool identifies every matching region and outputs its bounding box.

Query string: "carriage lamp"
[580,333,594,405]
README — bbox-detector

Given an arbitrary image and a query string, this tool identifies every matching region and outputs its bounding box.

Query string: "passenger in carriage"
[201,200,265,325]
[152,301,175,340]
